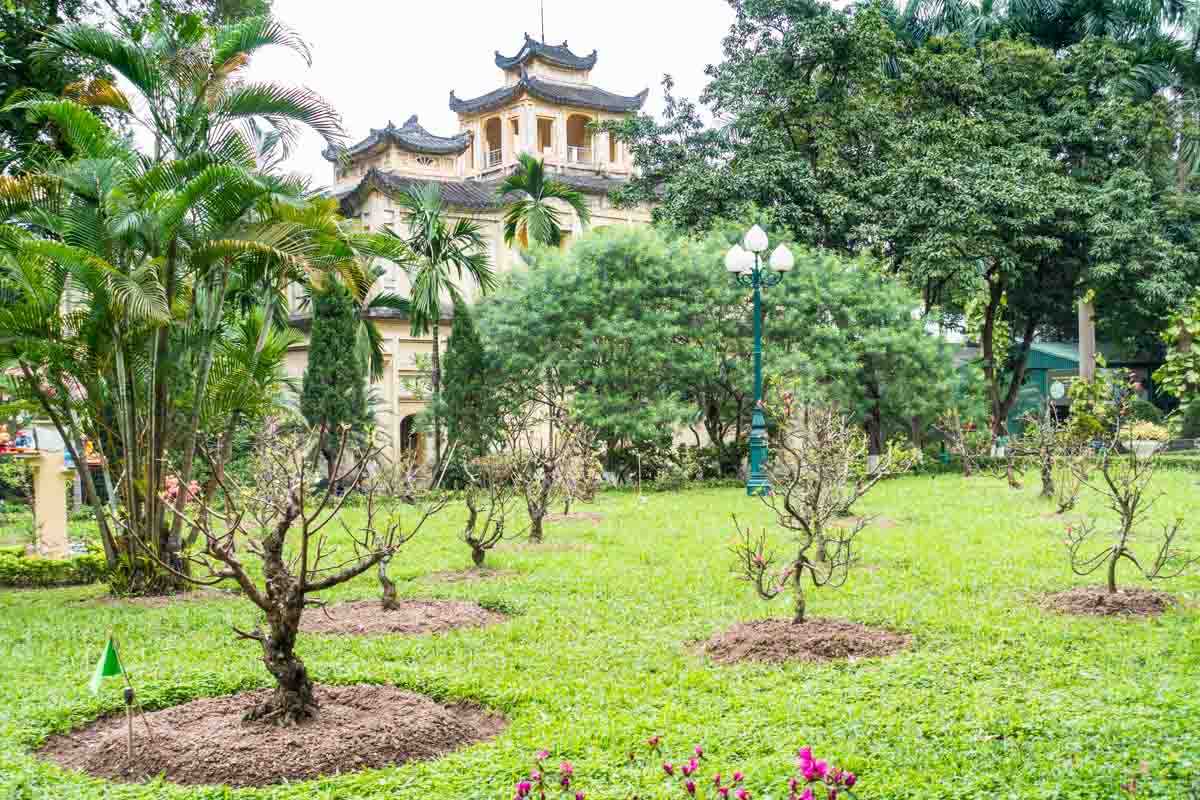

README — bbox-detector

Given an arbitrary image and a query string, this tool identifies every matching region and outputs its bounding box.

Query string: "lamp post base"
[745,473,771,497]
[746,407,770,497]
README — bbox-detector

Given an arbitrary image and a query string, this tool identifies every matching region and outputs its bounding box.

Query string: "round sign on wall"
[1050,381,1067,400]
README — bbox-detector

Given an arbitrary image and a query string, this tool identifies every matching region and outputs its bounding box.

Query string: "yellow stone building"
[284,35,654,461]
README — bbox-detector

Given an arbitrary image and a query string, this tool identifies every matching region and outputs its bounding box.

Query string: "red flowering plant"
[514,740,861,800]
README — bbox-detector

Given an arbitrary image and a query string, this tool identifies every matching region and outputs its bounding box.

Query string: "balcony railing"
[486,148,503,168]
[567,146,592,164]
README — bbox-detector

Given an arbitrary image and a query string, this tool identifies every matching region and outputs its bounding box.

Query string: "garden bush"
[0,550,107,588]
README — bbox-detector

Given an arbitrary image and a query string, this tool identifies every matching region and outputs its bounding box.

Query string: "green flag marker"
[89,637,123,695]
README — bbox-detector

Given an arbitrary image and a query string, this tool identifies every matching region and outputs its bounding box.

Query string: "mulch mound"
[84,589,241,608]
[703,618,911,665]
[543,512,605,525]
[300,599,507,636]
[422,568,517,584]
[40,684,506,788]
[1040,586,1175,618]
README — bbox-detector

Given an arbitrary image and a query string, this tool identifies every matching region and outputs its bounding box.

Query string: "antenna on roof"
[540,0,546,43]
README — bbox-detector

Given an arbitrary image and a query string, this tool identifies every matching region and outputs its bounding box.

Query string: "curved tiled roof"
[339,169,502,213]
[450,73,649,116]
[338,168,632,215]
[323,115,471,162]
[496,34,597,71]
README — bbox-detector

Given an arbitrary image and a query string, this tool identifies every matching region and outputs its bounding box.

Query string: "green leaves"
[498,154,592,247]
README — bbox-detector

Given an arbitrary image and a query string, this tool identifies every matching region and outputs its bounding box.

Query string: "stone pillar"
[1078,300,1096,382]
[24,451,70,559]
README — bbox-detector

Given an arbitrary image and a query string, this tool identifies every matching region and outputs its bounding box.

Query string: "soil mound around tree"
[498,540,593,553]
[422,568,518,584]
[703,618,911,665]
[1041,586,1175,617]
[40,684,506,788]
[299,599,507,636]
[543,512,605,525]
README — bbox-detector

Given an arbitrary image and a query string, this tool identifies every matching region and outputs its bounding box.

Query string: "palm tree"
[393,182,496,468]
[498,153,592,248]
[0,13,350,593]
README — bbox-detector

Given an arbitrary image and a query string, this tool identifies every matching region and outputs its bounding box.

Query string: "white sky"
[246,0,737,188]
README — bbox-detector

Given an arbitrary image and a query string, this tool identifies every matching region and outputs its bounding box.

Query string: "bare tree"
[766,405,912,563]
[1067,424,1199,593]
[558,437,603,515]
[1013,402,1089,511]
[375,452,450,611]
[936,409,986,478]
[154,421,410,726]
[732,514,860,625]
[732,405,906,624]
[461,454,524,567]
[504,405,585,543]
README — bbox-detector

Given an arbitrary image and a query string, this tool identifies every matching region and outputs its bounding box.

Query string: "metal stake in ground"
[123,686,135,761]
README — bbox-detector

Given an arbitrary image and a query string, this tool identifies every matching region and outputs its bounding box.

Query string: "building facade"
[284,36,654,461]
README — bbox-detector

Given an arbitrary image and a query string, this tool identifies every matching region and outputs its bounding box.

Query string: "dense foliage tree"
[498,153,591,248]
[607,1,1200,439]
[300,279,368,472]
[474,224,949,473]
[436,300,507,458]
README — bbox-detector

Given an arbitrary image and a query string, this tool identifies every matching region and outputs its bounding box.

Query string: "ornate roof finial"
[404,114,420,128]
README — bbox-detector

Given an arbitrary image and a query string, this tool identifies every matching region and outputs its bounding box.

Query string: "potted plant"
[1126,421,1169,458]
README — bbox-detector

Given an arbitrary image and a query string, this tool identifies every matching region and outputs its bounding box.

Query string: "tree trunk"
[1040,452,1055,499]
[792,561,806,625]
[246,612,317,726]
[471,546,486,568]
[431,321,443,474]
[1107,549,1119,594]
[378,556,399,611]
[529,513,545,543]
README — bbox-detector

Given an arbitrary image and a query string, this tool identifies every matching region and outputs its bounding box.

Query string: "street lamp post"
[726,226,793,497]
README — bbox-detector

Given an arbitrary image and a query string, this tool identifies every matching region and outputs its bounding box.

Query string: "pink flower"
[844,773,856,788]
[683,758,699,777]
[788,777,799,793]
[686,780,697,796]
[801,762,818,782]
[648,736,662,749]
[530,770,542,782]
[560,762,575,777]
[828,790,838,800]
[694,745,704,759]
[799,790,814,800]
[663,762,675,777]
[560,776,571,790]
[814,761,829,779]
[733,772,744,784]
[537,750,551,761]
[717,789,730,800]
[517,781,533,798]
[576,794,586,800]
[797,747,813,767]
[713,774,723,786]
[736,789,750,800]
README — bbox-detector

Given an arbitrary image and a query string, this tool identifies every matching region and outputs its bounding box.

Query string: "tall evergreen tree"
[437,300,506,458]
[301,280,369,472]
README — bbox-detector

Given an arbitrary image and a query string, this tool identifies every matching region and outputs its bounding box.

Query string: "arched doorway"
[399,414,423,465]
[566,114,592,163]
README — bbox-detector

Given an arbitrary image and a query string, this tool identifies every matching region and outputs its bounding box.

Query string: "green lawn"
[1,473,1198,799]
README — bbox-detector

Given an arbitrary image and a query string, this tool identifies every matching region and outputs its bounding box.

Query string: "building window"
[510,118,520,153]
[538,117,554,153]
[416,155,434,167]
[567,114,592,163]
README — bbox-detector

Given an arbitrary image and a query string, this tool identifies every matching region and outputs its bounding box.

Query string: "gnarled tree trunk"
[245,599,316,726]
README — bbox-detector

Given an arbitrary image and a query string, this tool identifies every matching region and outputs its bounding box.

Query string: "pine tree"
[437,301,506,458]
[301,281,369,473]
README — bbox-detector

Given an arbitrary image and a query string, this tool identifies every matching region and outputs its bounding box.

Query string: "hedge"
[0,551,107,588]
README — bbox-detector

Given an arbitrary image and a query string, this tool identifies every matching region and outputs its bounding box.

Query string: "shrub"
[0,551,107,588]
[1176,402,1200,439]
[1127,397,1164,425]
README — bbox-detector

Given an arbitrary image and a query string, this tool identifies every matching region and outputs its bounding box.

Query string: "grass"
[1,471,1198,799]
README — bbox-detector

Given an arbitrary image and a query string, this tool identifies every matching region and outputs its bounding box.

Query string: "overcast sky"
[246,0,737,188]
